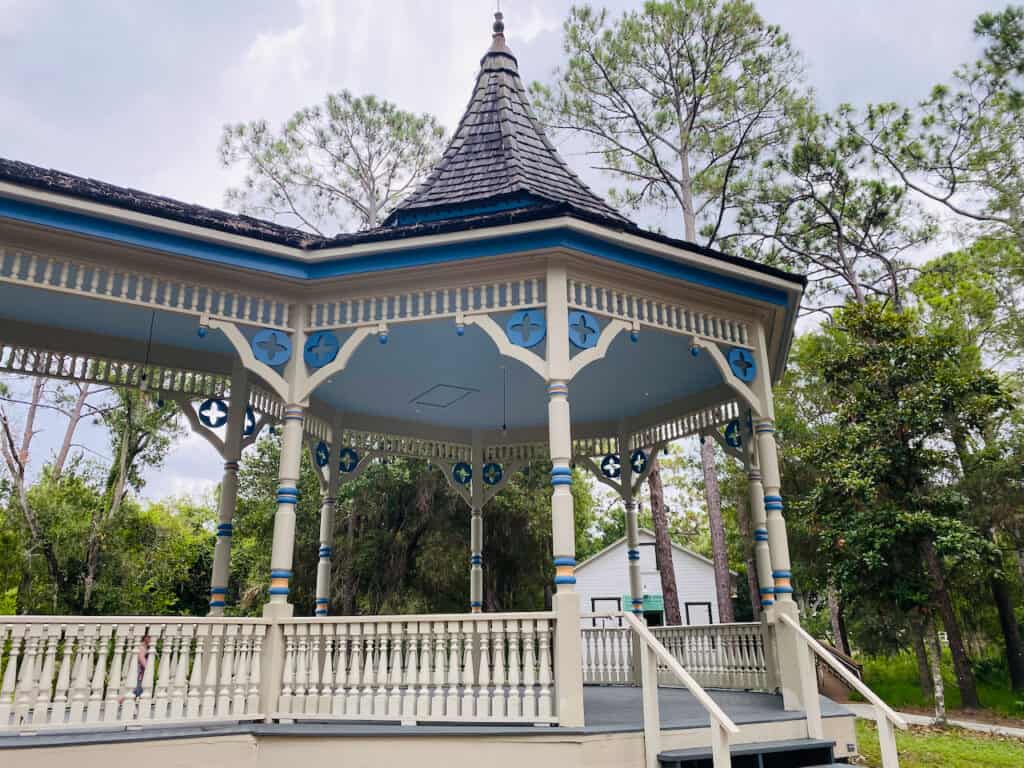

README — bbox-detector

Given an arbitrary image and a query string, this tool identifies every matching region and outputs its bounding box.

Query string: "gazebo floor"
[0,687,859,768]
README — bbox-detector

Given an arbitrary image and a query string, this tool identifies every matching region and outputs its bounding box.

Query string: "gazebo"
[0,13,904,768]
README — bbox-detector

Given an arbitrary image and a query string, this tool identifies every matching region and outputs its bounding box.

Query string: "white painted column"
[470,431,484,614]
[619,426,643,616]
[268,403,304,608]
[208,366,248,616]
[315,440,340,616]
[546,262,585,727]
[742,423,775,613]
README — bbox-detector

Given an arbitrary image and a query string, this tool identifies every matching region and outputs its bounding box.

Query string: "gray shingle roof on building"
[384,13,630,227]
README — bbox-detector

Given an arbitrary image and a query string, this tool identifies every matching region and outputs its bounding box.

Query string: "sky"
[0,0,1003,502]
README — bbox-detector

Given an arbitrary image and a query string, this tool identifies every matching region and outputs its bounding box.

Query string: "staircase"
[659,738,847,767]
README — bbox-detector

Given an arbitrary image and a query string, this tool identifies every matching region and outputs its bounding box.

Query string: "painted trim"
[0,196,790,305]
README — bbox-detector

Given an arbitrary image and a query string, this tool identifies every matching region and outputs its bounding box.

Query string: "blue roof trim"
[388,195,542,226]
[0,197,788,305]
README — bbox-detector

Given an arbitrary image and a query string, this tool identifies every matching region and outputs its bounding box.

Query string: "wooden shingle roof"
[384,12,629,227]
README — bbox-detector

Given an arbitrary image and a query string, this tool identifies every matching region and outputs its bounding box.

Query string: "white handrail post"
[639,643,661,768]
[711,721,730,768]
[799,633,823,739]
[877,711,899,768]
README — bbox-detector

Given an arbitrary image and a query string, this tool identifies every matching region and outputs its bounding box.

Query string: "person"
[119,633,151,705]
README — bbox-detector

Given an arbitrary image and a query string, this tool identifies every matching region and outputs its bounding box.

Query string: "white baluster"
[345,623,362,715]
[86,625,112,723]
[415,623,431,718]
[360,623,376,716]
[35,625,59,725]
[476,620,491,719]
[374,623,389,715]
[248,627,264,714]
[522,620,536,720]
[460,621,475,720]
[430,621,446,717]
[333,624,349,715]
[138,626,159,720]
[507,621,521,719]
[51,624,76,725]
[537,619,552,719]
[279,624,295,715]
[388,622,404,716]
[68,624,95,724]
[233,625,252,716]
[186,625,207,718]
[446,620,460,716]
[201,625,221,717]
[402,623,419,721]
[305,623,322,715]
[491,620,506,719]
[152,624,174,720]
[0,625,24,726]
[319,625,335,714]
[171,624,192,719]
[15,624,43,726]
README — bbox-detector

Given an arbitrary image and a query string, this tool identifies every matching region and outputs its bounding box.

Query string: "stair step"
[659,737,837,768]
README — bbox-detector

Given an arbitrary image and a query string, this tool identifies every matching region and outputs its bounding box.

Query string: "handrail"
[623,612,740,736]
[779,613,904,768]
[778,614,906,729]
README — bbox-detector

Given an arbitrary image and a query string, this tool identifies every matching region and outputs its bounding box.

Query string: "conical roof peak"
[386,13,628,228]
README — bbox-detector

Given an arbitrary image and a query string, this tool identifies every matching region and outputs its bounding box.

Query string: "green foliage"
[220,91,446,233]
[856,718,1024,768]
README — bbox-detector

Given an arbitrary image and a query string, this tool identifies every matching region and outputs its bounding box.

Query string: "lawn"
[855,719,1024,767]
[851,650,1024,719]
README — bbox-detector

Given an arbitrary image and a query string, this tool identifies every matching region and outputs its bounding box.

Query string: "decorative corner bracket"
[435,458,473,506]
[575,454,623,495]
[569,319,630,379]
[691,338,764,416]
[631,440,668,495]
[298,326,376,403]
[704,428,743,462]
[203,315,291,403]
[463,313,548,380]
[482,459,528,505]
[170,394,225,456]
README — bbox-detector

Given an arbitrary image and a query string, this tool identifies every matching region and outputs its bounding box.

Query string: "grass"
[851,650,1024,719]
[855,719,1024,767]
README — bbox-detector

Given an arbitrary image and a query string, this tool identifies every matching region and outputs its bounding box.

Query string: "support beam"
[208,366,248,616]
[315,425,341,617]
[546,261,585,728]
[470,431,484,614]
[619,426,643,617]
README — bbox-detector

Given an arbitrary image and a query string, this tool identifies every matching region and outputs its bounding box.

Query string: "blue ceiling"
[0,283,726,432]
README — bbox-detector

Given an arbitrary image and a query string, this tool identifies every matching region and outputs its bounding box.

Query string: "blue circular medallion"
[600,453,621,479]
[482,462,503,486]
[339,448,359,473]
[198,398,229,428]
[453,461,473,485]
[304,331,340,369]
[568,311,601,349]
[724,419,742,448]
[505,310,546,348]
[252,329,292,367]
[630,449,648,474]
[727,348,756,382]
[315,441,330,468]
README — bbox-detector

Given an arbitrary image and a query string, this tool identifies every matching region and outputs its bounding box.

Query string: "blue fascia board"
[0,196,789,306]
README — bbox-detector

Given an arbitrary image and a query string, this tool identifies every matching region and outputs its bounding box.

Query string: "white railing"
[778,613,906,768]
[652,623,770,691]
[275,613,556,724]
[581,625,634,684]
[623,613,739,768]
[0,617,269,731]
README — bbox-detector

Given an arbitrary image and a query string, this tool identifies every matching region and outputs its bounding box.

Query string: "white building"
[576,528,735,626]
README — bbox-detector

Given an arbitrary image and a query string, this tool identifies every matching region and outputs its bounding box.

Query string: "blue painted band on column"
[319,546,332,558]
[773,586,794,594]
[551,476,572,486]
[216,523,233,536]
[470,601,483,608]
[283,407,305,422]
[765,502,784,511]
[550,466,573,486]
[755,424,775,433]
[759,587,775,595]
[554,576,577,584]
[268,587,290,595]
[548,382,569,396]
[315,598,329,604]
[772,570,792,578]
[270,569,292,578]
[760,599,775,606]
[315,609,328,615]
[223,461,239,471]
[470,554,482,565]
[627,549,640,561]
[210,587,228,595]
[553,557,577,566]
[764,495,782,502]
[209,600,226,607]
[753,532,769,541]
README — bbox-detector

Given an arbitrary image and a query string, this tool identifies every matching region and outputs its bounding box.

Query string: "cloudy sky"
[0,0,1001,501]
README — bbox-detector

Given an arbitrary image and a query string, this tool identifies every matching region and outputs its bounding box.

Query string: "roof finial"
[493,8,504,39]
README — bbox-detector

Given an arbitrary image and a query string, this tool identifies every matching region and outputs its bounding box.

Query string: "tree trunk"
[909,612,934,701]
[701,436,734,623]
[991,571,1024,691]
[648,457,681,625]
[925,614,947,724]
[52,382,91,480]
[827,584,850,656]
[734,483,760,620]
[923,538,980,708]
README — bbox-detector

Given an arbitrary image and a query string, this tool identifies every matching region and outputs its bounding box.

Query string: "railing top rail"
[0,615,270,626]
[285,610,556,624]
[623,612,741,736]
[652,622,764,630]
[778,613,907,730]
